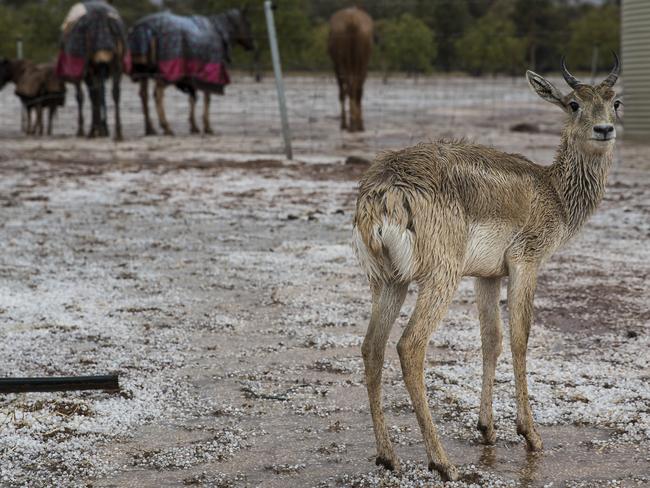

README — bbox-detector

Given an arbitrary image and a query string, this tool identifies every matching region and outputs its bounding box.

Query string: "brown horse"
[0,59,66,136]
[328,7,373,132]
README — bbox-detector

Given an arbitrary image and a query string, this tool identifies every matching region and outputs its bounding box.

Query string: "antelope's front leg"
[475,277,503,444]
[507,262,543,451]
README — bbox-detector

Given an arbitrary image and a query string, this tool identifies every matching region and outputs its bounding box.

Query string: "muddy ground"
[0,75,649,487]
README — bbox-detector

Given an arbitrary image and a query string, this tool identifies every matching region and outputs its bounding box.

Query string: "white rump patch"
[352,226,382,281]
[352,221,415,282]
[380,219,415,281]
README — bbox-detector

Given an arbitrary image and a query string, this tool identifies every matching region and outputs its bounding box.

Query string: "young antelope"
[352,56,621,481]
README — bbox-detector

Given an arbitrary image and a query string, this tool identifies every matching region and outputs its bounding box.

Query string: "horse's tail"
[128,22,156,75]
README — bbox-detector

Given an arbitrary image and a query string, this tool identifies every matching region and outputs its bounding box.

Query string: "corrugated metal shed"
[622,0,650,140]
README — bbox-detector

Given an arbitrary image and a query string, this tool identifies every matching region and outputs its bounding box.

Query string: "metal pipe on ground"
[0,375,120,394]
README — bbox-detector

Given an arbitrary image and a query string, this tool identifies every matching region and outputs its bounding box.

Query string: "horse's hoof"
[375,455,399,471]
[429,462,459,482]
[203,128,214,135]
[190,127,200,134]
[163,130,174,136]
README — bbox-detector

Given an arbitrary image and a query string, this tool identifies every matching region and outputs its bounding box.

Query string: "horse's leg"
[75,82,85,137]
[112,67,122,141]
[335,67,347,131]
[203,91,213,135]
[154,80,173,135]
[35,105,44,136]
[140,79,156,135]
[356,78,365,132]
[348,77,360,132]
[25,106,33,135]
[86,76,99,138]
[188,87,199,134]
[47,106,55,136]
[98,74,109,137]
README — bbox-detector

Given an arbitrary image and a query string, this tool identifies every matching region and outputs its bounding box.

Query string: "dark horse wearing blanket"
[128,8,255,136]
[57,1,130,140]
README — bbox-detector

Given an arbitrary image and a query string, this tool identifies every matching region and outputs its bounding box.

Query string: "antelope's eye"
[614,100,621,110]
[569,101,580,112]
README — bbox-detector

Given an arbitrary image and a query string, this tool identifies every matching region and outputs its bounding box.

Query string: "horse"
[0,58,66,136]
[128,8,255,136]
[57,1,130,140]
[328,7,374,132]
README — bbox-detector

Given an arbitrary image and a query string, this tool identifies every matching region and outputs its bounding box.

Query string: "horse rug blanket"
[128,12,231,92]
[56,1,131,82]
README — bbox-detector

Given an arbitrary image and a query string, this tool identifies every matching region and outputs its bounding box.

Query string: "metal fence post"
[264,0,293,160]
[16,36,23,60]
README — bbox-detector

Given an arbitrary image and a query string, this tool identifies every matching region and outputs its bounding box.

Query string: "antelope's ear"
[526,70,565,110]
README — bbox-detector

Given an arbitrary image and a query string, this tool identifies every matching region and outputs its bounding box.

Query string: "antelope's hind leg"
[475,277,503,444]
[361,281,408,471]
[397,272,461,482]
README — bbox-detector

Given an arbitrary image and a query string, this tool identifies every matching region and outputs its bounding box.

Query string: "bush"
[568,5,620,72]
[377,13,437,74]
[455,13,526,75]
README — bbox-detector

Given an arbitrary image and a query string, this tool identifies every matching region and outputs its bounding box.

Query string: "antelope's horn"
[600,52,620,88]
[561,56,582,89]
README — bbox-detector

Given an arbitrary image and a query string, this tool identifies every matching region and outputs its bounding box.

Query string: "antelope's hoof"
[375,455,399,471]
[429,461,459,482]
[517,425,543,451]
[477,421,497,445]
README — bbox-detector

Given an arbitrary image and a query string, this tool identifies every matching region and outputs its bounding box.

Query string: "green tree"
[378,13,436,74]
[568,5,620,71]
[427,0,471,71]
[455,13,526,75]
[0,5,21,59]
[302,21,330,71]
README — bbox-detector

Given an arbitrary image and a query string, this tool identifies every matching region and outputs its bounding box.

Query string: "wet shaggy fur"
[352,70,619,482]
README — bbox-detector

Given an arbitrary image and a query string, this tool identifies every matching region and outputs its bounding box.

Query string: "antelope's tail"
[352,189,415,284]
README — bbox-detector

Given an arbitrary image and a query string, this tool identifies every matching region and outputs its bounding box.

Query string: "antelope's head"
[526,54,621,155]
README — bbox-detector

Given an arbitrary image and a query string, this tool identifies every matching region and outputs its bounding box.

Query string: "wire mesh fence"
[0,0,622,162]
[0,72,565,156]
